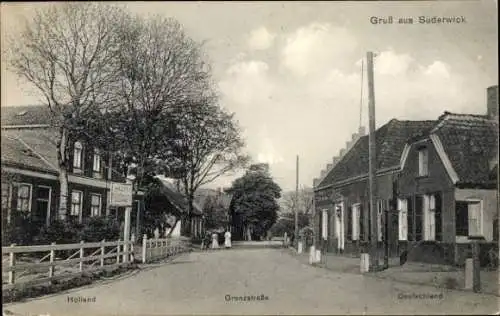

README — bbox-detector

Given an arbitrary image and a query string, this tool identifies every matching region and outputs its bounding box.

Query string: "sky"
[1,1,498,192]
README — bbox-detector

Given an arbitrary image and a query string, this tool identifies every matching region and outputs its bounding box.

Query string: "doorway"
[34,186,51,226]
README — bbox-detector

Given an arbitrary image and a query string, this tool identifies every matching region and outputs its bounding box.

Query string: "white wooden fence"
[2,239,133,291]
[141,235,191,263]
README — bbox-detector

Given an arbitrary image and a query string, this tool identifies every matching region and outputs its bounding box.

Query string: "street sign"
[110,182,133,207]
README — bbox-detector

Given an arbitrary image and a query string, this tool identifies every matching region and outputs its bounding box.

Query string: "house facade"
[313,85,499,266]
[397,107,498,265]
[314,119,435,257]
[1,106,135,240]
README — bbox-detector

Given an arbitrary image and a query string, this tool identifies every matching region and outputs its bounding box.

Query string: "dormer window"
[418,147,429,177]
[73,141,83,170]
[93,149,101,172]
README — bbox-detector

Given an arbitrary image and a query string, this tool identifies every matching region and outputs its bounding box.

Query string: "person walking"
[211,232,219,249]
[224,230,232,249]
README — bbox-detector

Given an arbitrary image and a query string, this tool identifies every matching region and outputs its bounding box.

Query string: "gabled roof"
[1,133,58,174]
[317,119,436,189]
[431,113,498,187]
[156,177,203,215]
[1,105,54,127]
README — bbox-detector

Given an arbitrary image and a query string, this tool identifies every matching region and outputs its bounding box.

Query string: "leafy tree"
[163,101,249,234]
[203,195,229,232]
[7,3,126,219]
[227,163,281,241]
[269,212,309,239]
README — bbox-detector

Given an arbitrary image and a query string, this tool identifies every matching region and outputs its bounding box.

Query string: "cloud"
[247,27,276,51]
[374,50,414,76]
[219,29,482,191]
[281,23,357,77]
[219,60,274,106]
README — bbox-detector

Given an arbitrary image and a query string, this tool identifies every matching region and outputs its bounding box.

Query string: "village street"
[3,248,498,316]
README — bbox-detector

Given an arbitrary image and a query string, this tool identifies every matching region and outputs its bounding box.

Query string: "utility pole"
[294,155,300,248]
[367,51,379,271]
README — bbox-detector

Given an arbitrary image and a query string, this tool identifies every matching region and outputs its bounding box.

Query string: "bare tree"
[7,3,126,219]
[280,187,314,216]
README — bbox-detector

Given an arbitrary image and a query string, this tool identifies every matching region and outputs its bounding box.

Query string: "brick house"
[397,88,498,265]
[1,106,134,236]
[313,85,499,265]
[314,119,435,256]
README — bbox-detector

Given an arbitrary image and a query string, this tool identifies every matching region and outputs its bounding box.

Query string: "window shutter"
[468,202,481,236]
[347,206,353,241]
[352,205,360,241]
[398,199,408,241]
[322,210,328,240]
[377,200,383,242]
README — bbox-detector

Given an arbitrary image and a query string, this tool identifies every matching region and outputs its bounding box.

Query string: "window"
[71,191,83,220]
[456,200,483,238]
[347,207,353,241]
[398,199,408,241]
[468,200,482,237]
[73,142,83,169]
[90,194,101,217]
[16,184,31,212]
[352,204,360,241]
[418,148,429,176]
[93,149,101,172]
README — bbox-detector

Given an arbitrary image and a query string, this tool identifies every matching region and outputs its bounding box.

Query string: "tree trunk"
[57,126,70,220]
[187,193,195,237]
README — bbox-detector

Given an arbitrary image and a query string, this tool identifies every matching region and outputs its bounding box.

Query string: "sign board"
[110,182,133,207]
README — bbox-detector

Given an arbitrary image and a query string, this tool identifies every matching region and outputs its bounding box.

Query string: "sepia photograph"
[1,1,498,315]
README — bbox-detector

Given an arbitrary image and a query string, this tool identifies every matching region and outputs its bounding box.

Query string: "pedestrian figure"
[211,232,219,249]
[224,230,232,249]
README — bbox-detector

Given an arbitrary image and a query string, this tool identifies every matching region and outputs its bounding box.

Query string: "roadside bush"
[35,220,81,245]
[2,212,44,246]
[443,277,459,289]
[79,216,121,242]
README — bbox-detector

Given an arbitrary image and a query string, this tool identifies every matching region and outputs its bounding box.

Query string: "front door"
[34,186,51,226]
[389,210,399,257]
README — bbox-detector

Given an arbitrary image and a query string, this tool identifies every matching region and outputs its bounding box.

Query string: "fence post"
[100,239,105,267]
[8,243,16,285]
[49,242,56,278]
[116,239,121,264]
[142,234,147,264]
[79,240,85,272]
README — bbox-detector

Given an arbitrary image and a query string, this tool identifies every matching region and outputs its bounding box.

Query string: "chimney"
[326,163,333,171]
[487,85,499,120]
[351,133,358,141]
[320,170,326,177]
[313,178,319,187]
[333,156,340,165]
[339,148,346,157]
